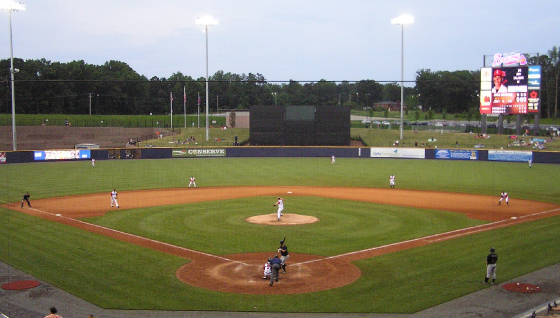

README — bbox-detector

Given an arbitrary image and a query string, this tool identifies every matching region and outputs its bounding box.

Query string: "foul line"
[8,201,560,269]
[295,207,560,266]
[24,206,250,266]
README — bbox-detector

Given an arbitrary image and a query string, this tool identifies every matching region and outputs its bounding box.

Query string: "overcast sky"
[1,0,558,83]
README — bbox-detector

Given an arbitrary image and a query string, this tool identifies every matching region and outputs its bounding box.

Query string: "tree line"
[0,46,558,118]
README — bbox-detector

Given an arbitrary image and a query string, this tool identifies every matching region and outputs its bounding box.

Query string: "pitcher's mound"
[246,213,319,225]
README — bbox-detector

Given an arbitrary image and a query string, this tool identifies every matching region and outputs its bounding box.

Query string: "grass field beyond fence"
[1,158,560,312]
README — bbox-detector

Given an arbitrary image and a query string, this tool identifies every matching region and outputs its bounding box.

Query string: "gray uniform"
[485,248,498,283]
[269,256,282,286]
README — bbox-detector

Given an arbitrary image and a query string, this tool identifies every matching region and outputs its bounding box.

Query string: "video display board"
[480,65,541,115]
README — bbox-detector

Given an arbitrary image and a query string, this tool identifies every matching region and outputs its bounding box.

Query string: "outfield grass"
[1,158,559,204]
[1,158,560,312]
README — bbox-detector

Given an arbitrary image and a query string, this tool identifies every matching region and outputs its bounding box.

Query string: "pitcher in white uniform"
[273,197,284,221]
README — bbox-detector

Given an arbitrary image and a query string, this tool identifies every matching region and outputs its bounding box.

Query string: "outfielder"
[188,176,197,188]
[110,189,119,208]
[389,175,396,189]
[91,158,95,167]
[331,155,336,164]
[273,197,284,221]
[485,247,498,284]
[498,192,509,205]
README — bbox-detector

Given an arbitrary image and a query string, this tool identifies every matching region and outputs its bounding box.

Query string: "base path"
[4,186,559,295]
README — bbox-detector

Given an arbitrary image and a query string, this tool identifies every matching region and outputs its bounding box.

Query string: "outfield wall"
[1,147,559,164]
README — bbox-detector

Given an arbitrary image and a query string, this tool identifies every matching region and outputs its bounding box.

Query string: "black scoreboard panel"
[249,105,350,145]
[249,106,285,145]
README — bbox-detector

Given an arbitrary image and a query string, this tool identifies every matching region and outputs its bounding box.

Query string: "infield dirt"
[4,186,559,295]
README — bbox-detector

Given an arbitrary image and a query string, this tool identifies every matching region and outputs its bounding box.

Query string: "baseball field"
[1,157,560,313]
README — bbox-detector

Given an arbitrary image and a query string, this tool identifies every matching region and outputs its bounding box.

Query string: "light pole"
[88,92,98,116]
[1,0,26,151]
[271,92,277,105]
[391,14,414,141]
[195,15,218,142]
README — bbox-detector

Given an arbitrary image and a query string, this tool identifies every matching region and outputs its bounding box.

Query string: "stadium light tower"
[195,15,218,142]
[391,13,414,141]
[1,0,26,151]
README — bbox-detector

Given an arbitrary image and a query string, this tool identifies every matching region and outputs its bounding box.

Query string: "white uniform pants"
[277,206,284,220]
[486,264,496,279]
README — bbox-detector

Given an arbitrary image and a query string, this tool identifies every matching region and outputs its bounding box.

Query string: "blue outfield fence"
[0,146,559,164]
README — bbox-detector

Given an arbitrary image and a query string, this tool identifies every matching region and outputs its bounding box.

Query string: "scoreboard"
[250,105,350,145]
[480,65,541,115]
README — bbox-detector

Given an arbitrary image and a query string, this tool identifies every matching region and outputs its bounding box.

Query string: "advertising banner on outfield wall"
[33,150,90,161]
[370,147,425,159]
[435,149,478,160]
[488,150,532,162]
[172,148,226,158]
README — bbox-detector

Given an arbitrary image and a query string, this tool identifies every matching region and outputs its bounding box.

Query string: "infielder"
[110,189,119,208]
[278,238,289,272]
[188,176,197,188]
[498,192,509,205]
[389,175,396,189]
[273,197,284,221]
[485,247,498,284]
[21,192,31,208]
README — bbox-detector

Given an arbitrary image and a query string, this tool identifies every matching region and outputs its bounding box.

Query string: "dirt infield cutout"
[246,213,319,225]
[4,186,560,295]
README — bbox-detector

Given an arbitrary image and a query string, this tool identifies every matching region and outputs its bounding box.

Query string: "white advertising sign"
[370,147,425,159]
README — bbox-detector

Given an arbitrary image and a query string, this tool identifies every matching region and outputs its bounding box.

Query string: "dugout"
[249,105,350,146]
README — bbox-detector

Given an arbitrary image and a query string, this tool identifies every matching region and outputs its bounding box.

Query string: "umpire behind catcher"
[268,255,282,286]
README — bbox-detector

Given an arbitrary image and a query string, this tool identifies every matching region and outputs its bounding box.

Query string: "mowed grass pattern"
[1,157,560,312]
[86,196,484,256]
[1,157,559,203]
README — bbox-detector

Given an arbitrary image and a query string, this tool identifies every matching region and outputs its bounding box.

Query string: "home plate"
[287,191,293,194]
[511,216,517,220]
[55,214,61,217]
